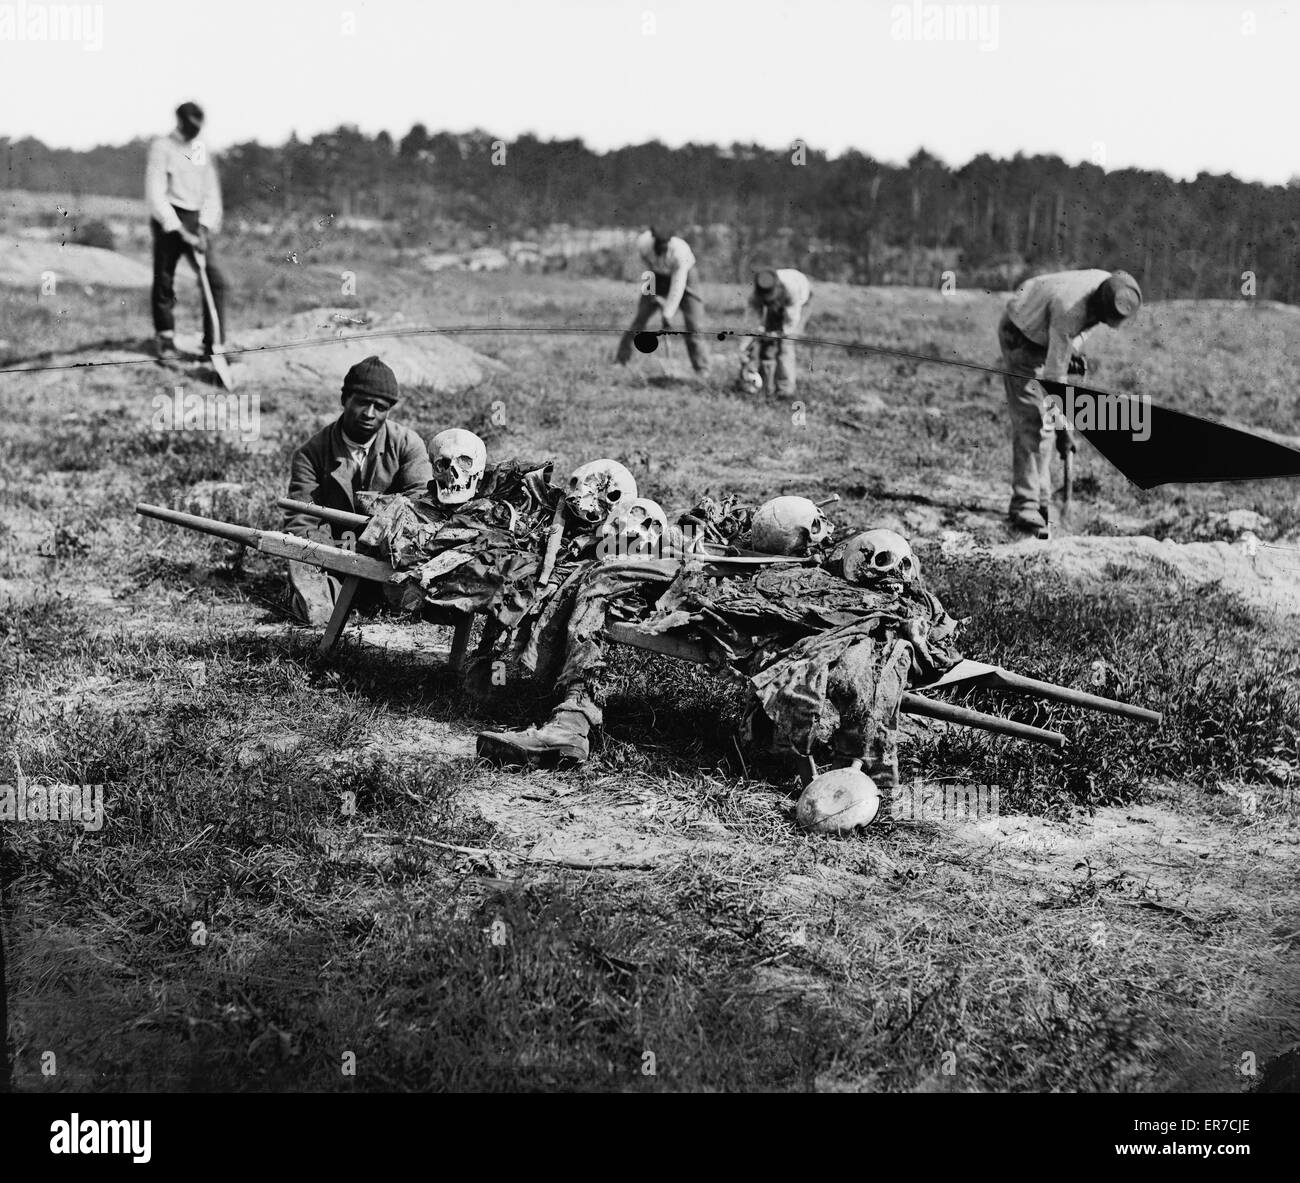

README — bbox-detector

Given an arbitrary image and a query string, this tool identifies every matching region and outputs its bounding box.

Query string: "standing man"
[615,225,710,376]
[998,269,1142,535]
[283,356,433,624]
[146,101,227,360]
[745,267,812,396]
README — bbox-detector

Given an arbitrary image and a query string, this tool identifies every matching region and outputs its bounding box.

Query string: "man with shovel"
[997,268,1141,537]
[615,226,711,377]
[145,101,228,363]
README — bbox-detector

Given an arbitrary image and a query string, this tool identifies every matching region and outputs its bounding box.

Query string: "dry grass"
[1,253,1298,1092]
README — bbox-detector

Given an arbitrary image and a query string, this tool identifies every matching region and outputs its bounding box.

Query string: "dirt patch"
[0,236,153,289]
[228,308,508,393]
[937,787,1298,916]
[989,534,1300,618]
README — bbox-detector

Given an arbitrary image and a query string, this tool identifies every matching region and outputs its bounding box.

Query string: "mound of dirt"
[228,308,508,392]
[0,236,153,289]
[990,534,1300,618]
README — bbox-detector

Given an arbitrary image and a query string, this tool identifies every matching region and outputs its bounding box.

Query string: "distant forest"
[5,126,1300,300]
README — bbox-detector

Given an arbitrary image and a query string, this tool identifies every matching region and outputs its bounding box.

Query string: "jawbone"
[435,476,480,506]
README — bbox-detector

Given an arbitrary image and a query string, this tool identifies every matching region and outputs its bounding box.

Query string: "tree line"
[5,127,1299,300]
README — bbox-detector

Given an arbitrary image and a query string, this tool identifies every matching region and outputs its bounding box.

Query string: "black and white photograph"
[0,0,1296,1148]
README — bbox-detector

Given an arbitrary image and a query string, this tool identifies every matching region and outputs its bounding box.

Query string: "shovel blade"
[209,348,235,390]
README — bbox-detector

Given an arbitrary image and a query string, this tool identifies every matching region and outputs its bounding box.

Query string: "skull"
[430,428,487,506]
[841,528,919,587]
[565,459,637,525]
[600,497,669,558]
[749,496,832,556]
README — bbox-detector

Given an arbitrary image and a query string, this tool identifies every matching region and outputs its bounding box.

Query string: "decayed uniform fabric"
[358,460,568,623]
[636,563,962,788]
[353,481,962,783]
[514,559,680,725]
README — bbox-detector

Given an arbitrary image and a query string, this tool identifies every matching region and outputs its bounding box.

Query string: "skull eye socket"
[873,551,895,568]
[607,488,623,504]
[627,506,647,521]
[456,454,473,468]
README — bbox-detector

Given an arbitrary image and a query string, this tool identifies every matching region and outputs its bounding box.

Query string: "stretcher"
[135,500,1163,750]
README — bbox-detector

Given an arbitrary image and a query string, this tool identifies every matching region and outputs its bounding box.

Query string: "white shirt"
[145,131,223,234]
[340,429,376,471]
[636,231,696,319]
[750,268,812,332]
[1006,269,1111,382]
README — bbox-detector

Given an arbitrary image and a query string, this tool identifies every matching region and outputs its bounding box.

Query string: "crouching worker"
[283,355,432,623]
[743,267,812,397]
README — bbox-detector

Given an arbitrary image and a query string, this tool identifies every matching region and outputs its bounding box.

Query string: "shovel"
[193,248,234,390]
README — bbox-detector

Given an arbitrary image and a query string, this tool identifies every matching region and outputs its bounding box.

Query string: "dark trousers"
[998,311,1054,516]
[151,206,227,348]
[757,294,811,396]
[615,270,710,374]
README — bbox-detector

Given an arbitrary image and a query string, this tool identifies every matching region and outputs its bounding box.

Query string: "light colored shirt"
[637,230,696,320]
[145,131,223,234]
[1006,269,1111,382]
[750,268,812,332]
[339,429,376,471]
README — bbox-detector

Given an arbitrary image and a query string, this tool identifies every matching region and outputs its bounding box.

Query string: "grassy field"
[1,240,1297,1092]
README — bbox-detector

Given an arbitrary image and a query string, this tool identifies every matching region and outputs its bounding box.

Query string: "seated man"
[283,355,432,624]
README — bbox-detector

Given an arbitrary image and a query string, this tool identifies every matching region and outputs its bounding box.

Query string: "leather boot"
[1008,508,1049,539]
[476,708,592,768]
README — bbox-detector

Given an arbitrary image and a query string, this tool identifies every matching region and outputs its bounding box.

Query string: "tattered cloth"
[356,461,593,627]
[635,563,964,763]
[516,558,680,694]
[351,479,964,772]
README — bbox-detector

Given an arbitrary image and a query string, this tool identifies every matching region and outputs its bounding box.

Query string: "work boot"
[476,709,592,768]
[1008,508,1050,540]
[155,333,179,361]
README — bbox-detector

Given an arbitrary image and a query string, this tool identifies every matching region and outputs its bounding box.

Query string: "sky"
[1,0,1297,185]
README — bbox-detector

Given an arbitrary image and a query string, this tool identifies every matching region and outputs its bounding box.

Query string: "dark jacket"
[284,418,432,538]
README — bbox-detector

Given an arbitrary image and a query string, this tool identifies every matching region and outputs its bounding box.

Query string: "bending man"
[746,267,812,397]
[615,226,711,376]
[998,269,1141,535]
